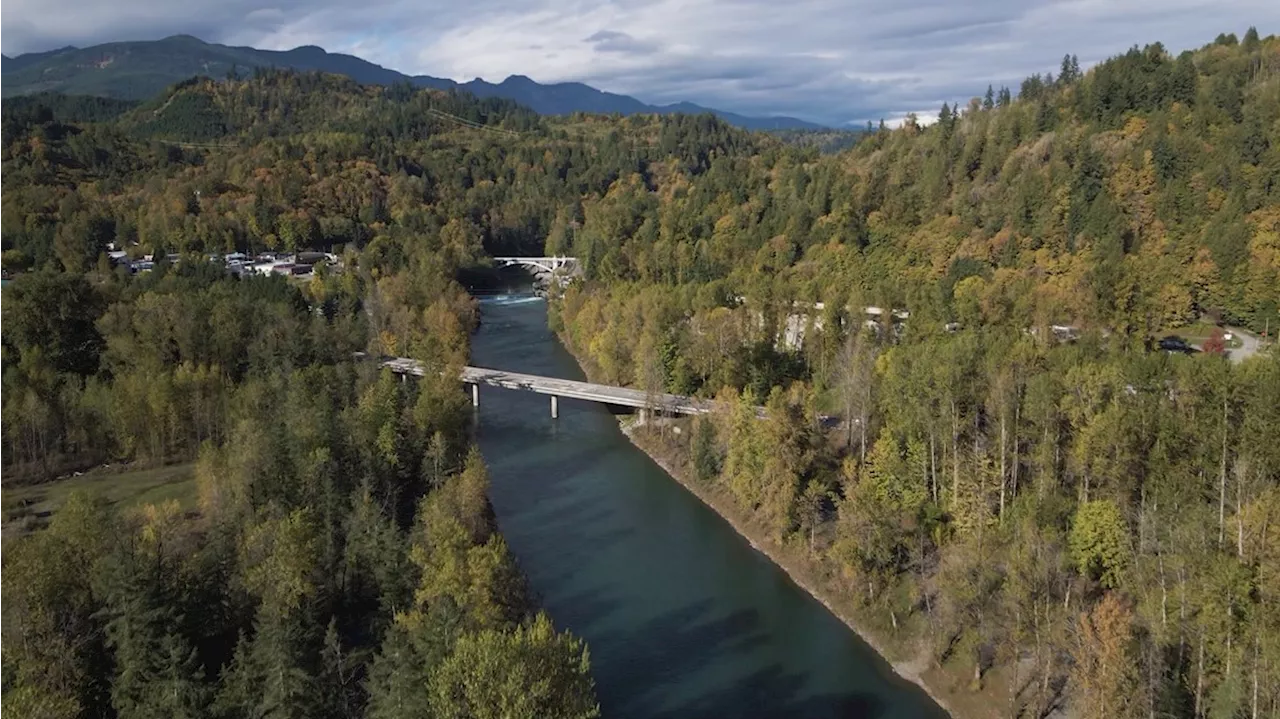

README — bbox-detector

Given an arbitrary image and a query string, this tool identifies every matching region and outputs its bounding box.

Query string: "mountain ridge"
[1,35,825,130]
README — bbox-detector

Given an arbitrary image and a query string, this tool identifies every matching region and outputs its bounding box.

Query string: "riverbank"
[473,294,959,717]
[618,419,965,717]
[554,332,1032,719]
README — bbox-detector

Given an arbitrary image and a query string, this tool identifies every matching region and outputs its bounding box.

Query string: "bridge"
[381,356,715,418]
[491,256,578,275]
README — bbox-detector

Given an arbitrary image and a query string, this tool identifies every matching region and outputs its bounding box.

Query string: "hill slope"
[552,29,1280,719]
[3,33,1280,718]
[1,35,823,130]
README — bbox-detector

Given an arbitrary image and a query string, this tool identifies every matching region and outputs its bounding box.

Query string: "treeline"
[3,263,600,718]
[4,28,1279,718]
[4,259,599,719]
[554,29,1280,719]
[767,128,865,155]
[2,75,602,718]
[0,73,749,272]
[1,92,139,126]
[125,71,545,143]
[561,31,1279,334]
[667,329,1280,719]
[0,69,752,476]
[2,264,362,474]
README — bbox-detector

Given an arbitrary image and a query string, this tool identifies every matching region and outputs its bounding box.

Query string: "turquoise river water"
[470,293,947,719]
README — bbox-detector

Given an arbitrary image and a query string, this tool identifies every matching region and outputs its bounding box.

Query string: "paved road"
[461,365,716,415]
[381,356,716,415]
[1227,326,1265,363]
[1190,326,1268,364]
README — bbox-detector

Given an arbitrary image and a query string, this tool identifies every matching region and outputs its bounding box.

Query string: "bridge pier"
[379,357,726,418]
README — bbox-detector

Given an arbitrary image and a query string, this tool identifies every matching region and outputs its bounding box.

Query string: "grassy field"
[2,462,198,532]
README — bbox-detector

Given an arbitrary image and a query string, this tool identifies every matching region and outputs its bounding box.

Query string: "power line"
[161,140,239,150]
[425,107,521,138]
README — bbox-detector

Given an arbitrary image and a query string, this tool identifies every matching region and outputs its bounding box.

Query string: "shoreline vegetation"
[1,69,609,714]
[556,330,979,719]
[5,28,1279,718]
[544,31,1280,719]
[617,421,961,717]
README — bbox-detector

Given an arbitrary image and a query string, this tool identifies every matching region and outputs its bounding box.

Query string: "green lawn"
[2,462,198,531]
[1159,323,1243,348]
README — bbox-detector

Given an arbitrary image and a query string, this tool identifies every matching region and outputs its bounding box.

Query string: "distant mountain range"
[1,35,824,130]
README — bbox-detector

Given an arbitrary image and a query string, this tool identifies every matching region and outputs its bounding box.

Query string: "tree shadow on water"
[593,598,896,719]
[485,430,611,488]
[525,492,616,529]
[489,446,635,553]
[535,522,637,570]
[653,665,887,719]
[542,584,625,634]
[599,600,764,713]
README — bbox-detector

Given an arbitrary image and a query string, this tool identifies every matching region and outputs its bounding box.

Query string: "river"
[469,292,947,719]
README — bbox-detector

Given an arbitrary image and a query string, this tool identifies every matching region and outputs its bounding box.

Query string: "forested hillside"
[0,69,742,274]
[1,74,613,719]
[3,27,1280,719]
[552,29,1280,719]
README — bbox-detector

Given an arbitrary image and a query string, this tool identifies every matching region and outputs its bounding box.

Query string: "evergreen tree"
[251,617,319,719]
[149,633,211,719]
[318,618,361,719]
[938,102,954,135]
[1060,53,1077,84]
[5,33,1280,719]
[1034,100,1055,132]
[364,626,432,719]
[213,634,257,719]
[1243,26,1260,50]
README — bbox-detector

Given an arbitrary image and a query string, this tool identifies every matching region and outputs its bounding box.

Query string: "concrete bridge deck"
[491,256,578,274]
[381,356,716,416]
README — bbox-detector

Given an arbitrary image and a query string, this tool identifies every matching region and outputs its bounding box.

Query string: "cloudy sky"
[3,0,1276,125]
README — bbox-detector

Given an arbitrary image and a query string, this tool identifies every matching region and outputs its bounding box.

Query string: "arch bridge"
[491,256,578,274]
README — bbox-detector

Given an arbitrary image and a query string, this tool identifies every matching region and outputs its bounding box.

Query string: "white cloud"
[3,0,1277,124]
[875,112,941,129]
